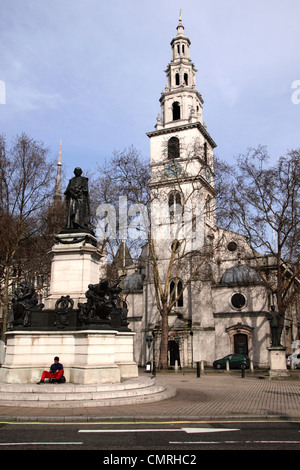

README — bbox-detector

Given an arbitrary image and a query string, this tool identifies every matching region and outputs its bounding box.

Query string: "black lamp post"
[145,332,156,376]
[152,330,156,377]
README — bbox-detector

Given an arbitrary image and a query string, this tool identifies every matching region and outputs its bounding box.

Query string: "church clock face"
[165,160,182,178]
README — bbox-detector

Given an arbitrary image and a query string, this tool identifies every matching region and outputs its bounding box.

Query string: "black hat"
[54,356,59,361]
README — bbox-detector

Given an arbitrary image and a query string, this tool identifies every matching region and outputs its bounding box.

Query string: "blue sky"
[1,0,299,181]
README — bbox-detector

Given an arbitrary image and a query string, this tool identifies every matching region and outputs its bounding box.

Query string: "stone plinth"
[0,330,138,384]
[45,232,103,310]
[268,346,289,377]
[0,378,176,408]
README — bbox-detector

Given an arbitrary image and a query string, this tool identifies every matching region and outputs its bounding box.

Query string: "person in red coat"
[37,357,64,384]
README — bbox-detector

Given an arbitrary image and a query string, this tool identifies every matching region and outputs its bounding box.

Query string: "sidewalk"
[0,369,300,422]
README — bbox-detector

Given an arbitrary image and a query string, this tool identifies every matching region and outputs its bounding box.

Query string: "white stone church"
[122,18,299,369]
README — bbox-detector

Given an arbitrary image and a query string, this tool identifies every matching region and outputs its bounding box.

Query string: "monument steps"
[0,377,176,408]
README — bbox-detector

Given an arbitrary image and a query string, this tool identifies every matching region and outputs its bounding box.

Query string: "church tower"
[140,16,219,368]
[127,16,296,370]
[147,15,217,248]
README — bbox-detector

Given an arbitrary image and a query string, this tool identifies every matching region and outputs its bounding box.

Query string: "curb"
[1,414,300,424]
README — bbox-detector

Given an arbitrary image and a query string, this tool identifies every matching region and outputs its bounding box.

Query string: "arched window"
[204,142,208,163]
[168,193,174,222]
[175,73,180,86]
[170,279,184,307]
[177,280,183,307]
[169,192,182,223]
[170,280,176,303]
[184,73,188,86]
[175,192,181,207]
[205,195,212,219]
[168,137,180,159]
[169,193,183,238]
[172,102,181,121]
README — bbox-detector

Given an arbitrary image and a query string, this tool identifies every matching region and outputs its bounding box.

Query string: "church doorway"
[234,333,248,355]
[169,340,180,366]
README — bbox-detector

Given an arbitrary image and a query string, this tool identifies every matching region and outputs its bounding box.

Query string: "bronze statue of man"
[64,167,91,231]
[268,306,281,347]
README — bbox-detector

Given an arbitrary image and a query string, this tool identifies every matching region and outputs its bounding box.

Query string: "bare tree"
[92,141,220,369]
[91,146,150,290]
[0,133,55,340]
[218,146,300,343]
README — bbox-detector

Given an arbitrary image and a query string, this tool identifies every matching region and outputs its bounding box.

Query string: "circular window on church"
[227,241,237,252]
[231,293,246,309]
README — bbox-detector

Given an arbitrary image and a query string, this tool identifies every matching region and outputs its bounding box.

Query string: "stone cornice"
[170,35,191,46]
[160,88,203,105]
[213,311,269,317]
[146,121,217,149]
[148,174,217,196]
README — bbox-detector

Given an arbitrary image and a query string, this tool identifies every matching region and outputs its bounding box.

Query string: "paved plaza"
[0,368,299,422]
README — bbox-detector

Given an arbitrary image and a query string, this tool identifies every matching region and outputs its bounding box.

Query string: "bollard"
[241,364,245,378]
[197,361,201,377]
[152,360,156,377]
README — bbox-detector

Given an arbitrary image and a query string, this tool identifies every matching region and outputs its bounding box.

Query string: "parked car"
[286,353,300,369]
[213,354,250,370]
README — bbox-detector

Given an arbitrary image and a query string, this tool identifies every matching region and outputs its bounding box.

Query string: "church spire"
[155,16,204,130]
[54,140,62,202]
[147,18,217,164]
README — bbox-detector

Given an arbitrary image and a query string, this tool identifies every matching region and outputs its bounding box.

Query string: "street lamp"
[152,330,156,377]
[145,333,156,376]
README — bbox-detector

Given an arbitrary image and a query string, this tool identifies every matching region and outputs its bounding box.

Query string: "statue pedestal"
[45,232,104,310]
[0,330,138,384]
[267,346,289,377]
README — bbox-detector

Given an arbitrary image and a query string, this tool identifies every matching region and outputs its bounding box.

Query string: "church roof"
[220,264,261,286]
[113,243,133,269]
